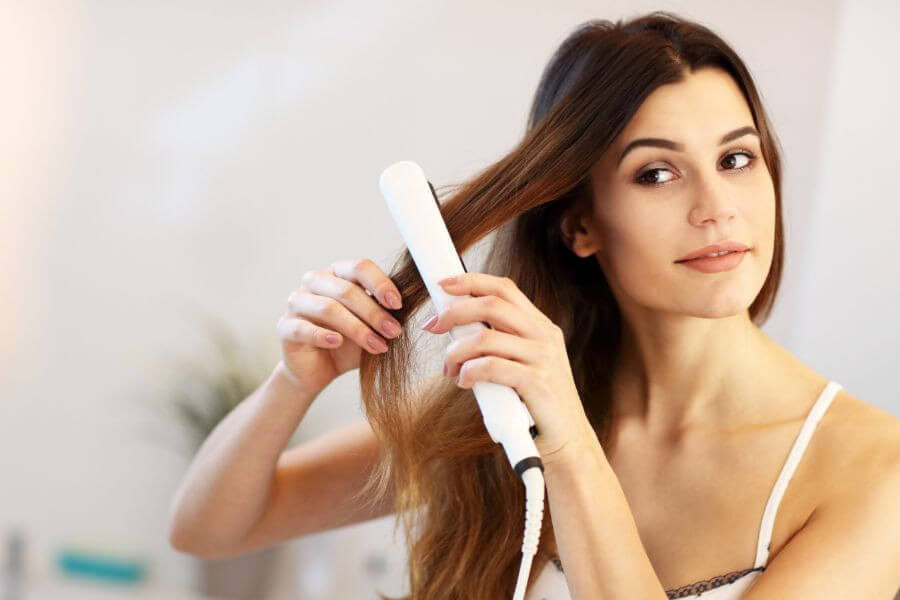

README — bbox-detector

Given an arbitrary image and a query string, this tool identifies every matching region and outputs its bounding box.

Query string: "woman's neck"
[608,313,790,438]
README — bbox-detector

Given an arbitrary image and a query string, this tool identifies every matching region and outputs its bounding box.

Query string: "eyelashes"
[634,149,758,188]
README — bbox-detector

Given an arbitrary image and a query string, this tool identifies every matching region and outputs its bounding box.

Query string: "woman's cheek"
[606,232,668,304]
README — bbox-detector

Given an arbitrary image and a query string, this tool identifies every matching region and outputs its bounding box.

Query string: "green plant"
[168,323,272,453]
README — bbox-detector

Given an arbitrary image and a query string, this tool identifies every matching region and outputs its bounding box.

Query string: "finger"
[286,291,391,354]
[455,355,531,392]
[329,258,403,310]
[296,270,403,340]
[443,327,544,377]
[277,314,343,348]
[438,273,541,319]
[427,295,540,339]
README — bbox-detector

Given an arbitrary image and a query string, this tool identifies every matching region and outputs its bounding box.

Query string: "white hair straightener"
[379,160,545,600]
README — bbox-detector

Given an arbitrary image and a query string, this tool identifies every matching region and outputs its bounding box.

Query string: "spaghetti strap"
[752,381,843,567]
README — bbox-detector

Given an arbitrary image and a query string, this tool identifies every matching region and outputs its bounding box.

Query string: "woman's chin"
[685,298,753,319]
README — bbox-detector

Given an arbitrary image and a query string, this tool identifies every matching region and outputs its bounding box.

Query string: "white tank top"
[526,381,843,600]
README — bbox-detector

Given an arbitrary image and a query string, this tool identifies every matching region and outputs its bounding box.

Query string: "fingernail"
[438,275,458,286]
[381,320,401,338]
[421,315,438,330]
[367,334,388,353]
[386,291,402,309]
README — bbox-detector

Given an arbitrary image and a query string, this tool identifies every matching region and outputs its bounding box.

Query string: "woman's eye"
[634,150,757,187]
[720,150,755,170]
[635,167,676,186]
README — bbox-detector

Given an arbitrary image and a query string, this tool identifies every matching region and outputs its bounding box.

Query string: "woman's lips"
[676,249,748,273]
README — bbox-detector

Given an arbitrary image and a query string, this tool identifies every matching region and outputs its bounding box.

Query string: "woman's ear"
[561,210,601,258]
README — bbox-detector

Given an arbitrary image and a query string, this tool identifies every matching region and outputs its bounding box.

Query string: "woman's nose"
[687,170,738,226]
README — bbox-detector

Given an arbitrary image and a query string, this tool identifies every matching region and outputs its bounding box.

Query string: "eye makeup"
[632,148,758,188]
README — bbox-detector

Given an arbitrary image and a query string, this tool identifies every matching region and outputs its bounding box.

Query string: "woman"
[168,11,900,600]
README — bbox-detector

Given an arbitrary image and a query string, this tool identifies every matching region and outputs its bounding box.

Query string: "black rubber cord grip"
[514,456,544,478]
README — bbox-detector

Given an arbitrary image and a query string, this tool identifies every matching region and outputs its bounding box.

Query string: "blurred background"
[2,0,898,598]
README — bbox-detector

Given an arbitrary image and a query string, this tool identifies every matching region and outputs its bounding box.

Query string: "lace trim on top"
[549,556,765,599]
[662,566,766,598]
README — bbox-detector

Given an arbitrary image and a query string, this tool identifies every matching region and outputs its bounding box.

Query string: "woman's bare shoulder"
[817,388,900,497]
[830,389,899,448]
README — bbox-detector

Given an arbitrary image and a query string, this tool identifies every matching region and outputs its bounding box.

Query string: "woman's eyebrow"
[616,126,760,167]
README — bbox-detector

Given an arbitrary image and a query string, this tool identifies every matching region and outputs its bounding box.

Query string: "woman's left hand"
[422,272,599,470]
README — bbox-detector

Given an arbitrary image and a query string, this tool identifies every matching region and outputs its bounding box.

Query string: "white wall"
[788,0,900,400]
[1,1,893,598]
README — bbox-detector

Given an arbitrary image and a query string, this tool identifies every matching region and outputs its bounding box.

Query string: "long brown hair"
[356,11,784,599]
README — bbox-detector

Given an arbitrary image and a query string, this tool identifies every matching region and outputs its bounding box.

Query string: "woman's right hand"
[276,258,404,395]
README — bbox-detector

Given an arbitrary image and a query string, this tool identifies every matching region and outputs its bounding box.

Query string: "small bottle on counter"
[2,528,24,600]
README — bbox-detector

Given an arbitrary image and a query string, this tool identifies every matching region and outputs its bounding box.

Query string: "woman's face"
[582,67,776,319]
